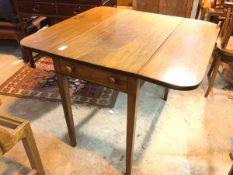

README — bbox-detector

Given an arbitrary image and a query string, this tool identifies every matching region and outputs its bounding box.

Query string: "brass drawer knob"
[109,76,117,84]
[65,66,73,73]
[32,5,40,13]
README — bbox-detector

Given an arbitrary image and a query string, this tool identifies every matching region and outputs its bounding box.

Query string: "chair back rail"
[219,2,233,48]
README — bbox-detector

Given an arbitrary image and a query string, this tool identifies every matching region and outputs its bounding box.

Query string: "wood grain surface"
[21,7,219,90]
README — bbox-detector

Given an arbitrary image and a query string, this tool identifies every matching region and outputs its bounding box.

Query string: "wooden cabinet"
[133,0,194,17]
[15,0,117,19]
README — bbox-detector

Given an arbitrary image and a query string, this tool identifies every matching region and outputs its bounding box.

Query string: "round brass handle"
[32,6,40,13]
[73,9,79,14]
[65,66,73,74]
[109,76,117,84]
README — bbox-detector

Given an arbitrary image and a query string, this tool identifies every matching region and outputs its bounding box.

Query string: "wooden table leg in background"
[21,47,36,68]
[126,78,140,175]
[53,59,77,146]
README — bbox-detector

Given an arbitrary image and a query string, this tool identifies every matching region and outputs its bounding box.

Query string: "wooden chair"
[228,153,233,175]
[0,115,45,175]
[195,0,226,20]
[205,1,233,97]
[0,109,45,174]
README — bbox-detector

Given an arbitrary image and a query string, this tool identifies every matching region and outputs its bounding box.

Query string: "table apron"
[53,58,129,93]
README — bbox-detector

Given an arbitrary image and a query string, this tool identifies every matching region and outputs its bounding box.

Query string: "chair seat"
[208,7,225,16]
[217,36,233,59]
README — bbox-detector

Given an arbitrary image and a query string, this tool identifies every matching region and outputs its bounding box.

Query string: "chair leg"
[21,47,36,68]
[22,123,45,175]
[205,57,221,97]
[229,153,233,175]
[163,88,169,101]
[200,8,207,20]
[195,3,201,19]
[228,165,233,175]
[208,56,218,77]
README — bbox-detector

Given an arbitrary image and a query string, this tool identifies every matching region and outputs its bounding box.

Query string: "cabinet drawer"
[18,2,56,15]
[34,0,56,2]
[57,0,77,3]
[78,0,104,5]
[57,4,95,16]
[59,59,128,92]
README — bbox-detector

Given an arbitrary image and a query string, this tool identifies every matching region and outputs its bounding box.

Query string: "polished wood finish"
[21,7,219,175]
[21,8,219,90]
[53,59,77,146]
[0,114,45,175]
[205,2,233,97]
[133,0,194,17]
[126,78,140,175]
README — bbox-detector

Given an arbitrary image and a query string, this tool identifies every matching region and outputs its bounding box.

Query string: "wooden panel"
[159,0,189,17]
[133,0,159,13]
[139,19,219,89]
[57,0,77,3]
[59,59,128,92]
[57,4,95,16]
[133,0,194,17]
[117,0,132,6]
[18,2,56,15]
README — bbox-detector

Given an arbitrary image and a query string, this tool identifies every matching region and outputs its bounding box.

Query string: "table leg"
[126,78,140,175]
[55,71,77,146]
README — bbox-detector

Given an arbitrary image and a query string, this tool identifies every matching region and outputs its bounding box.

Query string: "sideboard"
[13,0,117,63]
[133,0,194,17]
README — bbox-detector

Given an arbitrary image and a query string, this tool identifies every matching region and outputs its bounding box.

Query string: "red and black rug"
[0,57,118,108]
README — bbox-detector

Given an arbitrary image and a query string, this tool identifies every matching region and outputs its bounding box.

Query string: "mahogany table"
[21,7,219,175]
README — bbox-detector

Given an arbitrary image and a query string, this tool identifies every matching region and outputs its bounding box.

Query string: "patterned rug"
[0,57,118,108]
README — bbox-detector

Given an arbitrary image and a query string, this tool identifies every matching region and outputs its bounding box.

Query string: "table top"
[21,7,219,90]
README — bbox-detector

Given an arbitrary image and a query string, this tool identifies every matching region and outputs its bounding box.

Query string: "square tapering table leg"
[53,59,77,146]
[126,78,140,175]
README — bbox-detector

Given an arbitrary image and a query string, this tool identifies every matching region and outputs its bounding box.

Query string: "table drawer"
[57,4,95,16]
[59,59,128,92]
[18,2,56,15]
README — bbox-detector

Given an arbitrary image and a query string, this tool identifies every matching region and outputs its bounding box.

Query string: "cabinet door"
[159,0,193,17]
[133,0,159,13]
[133,0,194,17]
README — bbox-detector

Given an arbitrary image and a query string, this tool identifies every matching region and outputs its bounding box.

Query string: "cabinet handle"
[65,66,73,74]
[73,6,81,14]
[32,5,40,13]
[73,10,79,14]
[109,76,117,84]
